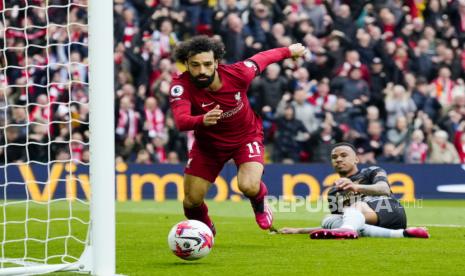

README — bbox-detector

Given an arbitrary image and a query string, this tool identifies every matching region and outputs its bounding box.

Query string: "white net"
[0,0,90,270]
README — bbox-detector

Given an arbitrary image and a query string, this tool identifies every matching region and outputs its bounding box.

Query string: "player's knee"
[321,214,343,229]
[238,180,259,197]
[183,193,204,208]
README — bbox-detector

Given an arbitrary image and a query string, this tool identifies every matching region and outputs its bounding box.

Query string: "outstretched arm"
[248,43,307,74]
[335,172,391,196]
[278,226,321,234]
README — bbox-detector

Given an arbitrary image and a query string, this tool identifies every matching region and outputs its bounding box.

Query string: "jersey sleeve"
[168,82,204,131]
[228,60,261,85]
[247,47,291,73]
[367,166,389,184]
[228,47,292,86]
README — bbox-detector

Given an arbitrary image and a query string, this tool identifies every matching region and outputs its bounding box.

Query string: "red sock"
[184,202,215,235]
[249,181,268,213]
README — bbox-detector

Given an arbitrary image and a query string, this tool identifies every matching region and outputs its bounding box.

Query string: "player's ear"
[354,155,359,164]
[214,60,218,70]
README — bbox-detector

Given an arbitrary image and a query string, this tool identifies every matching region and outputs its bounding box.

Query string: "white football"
[167,220,214,260]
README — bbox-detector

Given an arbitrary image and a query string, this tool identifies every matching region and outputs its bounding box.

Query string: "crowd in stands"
[1,0,90,164]
[2,0,465,165]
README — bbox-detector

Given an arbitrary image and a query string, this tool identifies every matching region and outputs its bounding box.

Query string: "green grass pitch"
[2,200,465,275]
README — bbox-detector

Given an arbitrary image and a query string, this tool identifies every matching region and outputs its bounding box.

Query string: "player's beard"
[335,164,349,176]
[190,72,215,88]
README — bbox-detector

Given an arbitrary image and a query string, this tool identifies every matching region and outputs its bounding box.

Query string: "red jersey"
[169,48,291,150]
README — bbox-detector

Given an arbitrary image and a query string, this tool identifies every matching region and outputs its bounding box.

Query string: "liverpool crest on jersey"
[235,92,241,102]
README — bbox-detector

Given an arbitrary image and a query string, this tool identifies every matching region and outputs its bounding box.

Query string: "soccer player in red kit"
[169,36,306,234]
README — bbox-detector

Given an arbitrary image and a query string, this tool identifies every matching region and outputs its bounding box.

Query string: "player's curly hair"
[174,36,225,63]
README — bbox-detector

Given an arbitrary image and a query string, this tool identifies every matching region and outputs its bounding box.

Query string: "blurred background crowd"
[1,0,465,165]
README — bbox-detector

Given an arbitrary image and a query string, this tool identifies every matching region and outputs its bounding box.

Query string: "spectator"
[147,134,167,163]
[299,0,326,36]
[273,105,309,163]
[307,79,337,112]
[152,18,179,60]
[116,96,142,161]
[277,89,319,134]
[28,124,49,163]
[166,151,181,164]
[165,115,188,162]
[339,65,370,103]
[250,63,288,113]
[180,0,212,35]
[246,2,271,52]
[81,147,90,164]
[291,67,313,92]
[0,127,26,163]
[376,142,403,163]
[308,112,343,162]
[221,13,249,63]
[411,77,442,121]
[369,57,389,110]
[427,129,460,163]
[411,39,435,80]
[305,48,335,82]
[135,149,153,164]
[8,0,465,164]
[405,129,428,164]
[143,97,166,142]
[385,84,417,129]
[447,0,465,43]
[71,132,85,163]
[335,49,371,83]
[353,137,377,164]
[432,66,457,107]
[366,120,386,158]
[324,2,359,40]
[387,115,411,155]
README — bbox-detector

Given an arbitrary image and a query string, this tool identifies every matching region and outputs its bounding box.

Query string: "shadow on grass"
[155,261,214,268]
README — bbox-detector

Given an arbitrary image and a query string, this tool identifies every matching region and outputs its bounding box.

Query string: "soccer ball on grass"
[167,220,214,260]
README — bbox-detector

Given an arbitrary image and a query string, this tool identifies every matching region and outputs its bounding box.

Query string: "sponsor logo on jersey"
[220,102,244,119]
[170,85,184,97]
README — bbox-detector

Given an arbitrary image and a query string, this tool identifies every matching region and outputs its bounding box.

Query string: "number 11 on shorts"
[247,142,261,158]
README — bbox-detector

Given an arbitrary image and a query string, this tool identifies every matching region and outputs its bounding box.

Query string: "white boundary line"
[418,224,465,228]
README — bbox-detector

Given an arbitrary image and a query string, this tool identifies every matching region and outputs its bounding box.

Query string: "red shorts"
[185,138,265,183]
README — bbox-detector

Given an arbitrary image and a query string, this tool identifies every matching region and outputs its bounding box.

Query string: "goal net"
[0,0,114,274]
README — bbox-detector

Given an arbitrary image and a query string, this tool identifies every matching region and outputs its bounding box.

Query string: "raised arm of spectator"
[275,93,292,117]
[322,0,337,21]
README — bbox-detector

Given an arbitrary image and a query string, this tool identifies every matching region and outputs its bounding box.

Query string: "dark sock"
[184,202,215,235]
[249,181,268,213]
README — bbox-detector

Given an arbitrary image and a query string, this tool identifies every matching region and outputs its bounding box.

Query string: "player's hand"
[203,105,223,126]
[288,43,307,59]
[335,178,360,193]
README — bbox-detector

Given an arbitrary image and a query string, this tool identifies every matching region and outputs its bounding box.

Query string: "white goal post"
[88,0,115,274]
[0,0,115,275]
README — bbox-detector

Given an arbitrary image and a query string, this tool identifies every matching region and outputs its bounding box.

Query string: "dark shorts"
[364,196,407,229]
[184,139,264,183]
